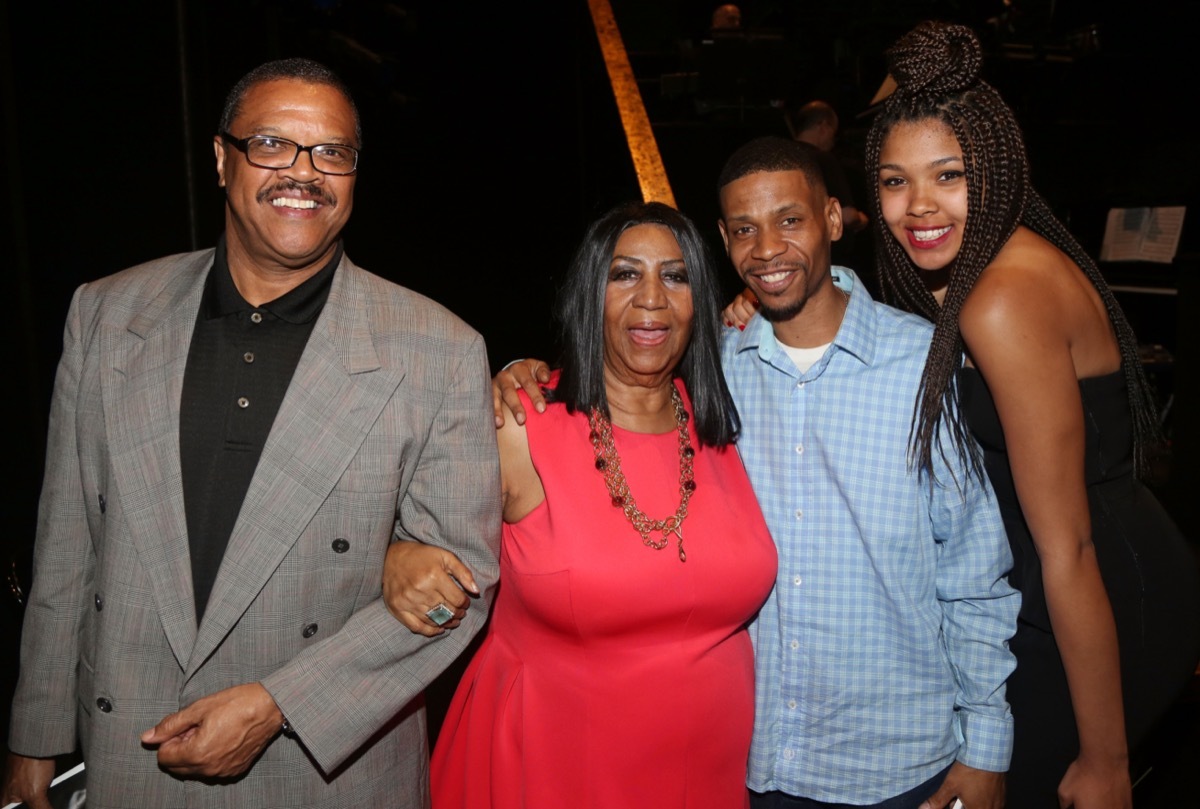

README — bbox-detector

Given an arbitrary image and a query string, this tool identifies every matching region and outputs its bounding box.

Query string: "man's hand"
[492,359,550,428]
[140,683,284,779]
[383,540,478,636]
[919,761,1005,809]
[1056,753,1132,809]
[2,753,55,809]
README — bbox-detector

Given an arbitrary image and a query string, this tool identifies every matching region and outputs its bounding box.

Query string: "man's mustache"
[255,180,335,206]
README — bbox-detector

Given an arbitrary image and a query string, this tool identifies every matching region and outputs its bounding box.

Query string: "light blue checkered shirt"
[724,268,1019,803]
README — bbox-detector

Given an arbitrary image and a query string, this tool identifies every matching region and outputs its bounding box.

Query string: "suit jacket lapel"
[103,250,215,668]
[187,258,406,677]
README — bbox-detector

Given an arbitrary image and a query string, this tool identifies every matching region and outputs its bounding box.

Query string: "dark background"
[3,0,1198,796]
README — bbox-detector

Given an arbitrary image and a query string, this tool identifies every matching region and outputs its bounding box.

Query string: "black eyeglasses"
[220,132,359,175]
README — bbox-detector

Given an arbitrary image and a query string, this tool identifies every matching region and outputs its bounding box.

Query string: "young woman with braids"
[866,20,1200,809]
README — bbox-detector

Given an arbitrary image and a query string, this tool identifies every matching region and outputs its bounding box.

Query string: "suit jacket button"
[98,494,106,514]
[302,623,318,638]
[331,538,350,553]
[96,697,112,713]
[95,594,103,611]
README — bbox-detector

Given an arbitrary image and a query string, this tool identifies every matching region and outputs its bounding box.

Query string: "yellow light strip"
[587,0,676,207]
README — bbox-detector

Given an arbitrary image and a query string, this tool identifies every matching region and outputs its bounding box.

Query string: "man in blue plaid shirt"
[717,139,1018,809]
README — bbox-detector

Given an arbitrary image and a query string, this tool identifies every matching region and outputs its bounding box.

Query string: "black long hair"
[865,21,1158,480]
[552,201,740,448]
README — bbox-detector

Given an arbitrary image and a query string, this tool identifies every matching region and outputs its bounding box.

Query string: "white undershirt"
[776,338,832,374]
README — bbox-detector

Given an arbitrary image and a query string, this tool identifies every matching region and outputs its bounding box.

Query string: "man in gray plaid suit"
[3,58,500,808]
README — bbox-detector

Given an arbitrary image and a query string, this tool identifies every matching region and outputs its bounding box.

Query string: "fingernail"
[738,324,745,331]
[724,320,732,327]
[536,403,546,412]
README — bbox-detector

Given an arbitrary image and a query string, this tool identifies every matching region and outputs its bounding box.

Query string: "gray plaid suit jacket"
[9,248,502,808]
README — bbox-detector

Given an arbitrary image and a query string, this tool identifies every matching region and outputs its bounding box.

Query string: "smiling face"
[718,169,843,327]
[877,118,968,273]
[602,224,695,390]
[214,78,358,279]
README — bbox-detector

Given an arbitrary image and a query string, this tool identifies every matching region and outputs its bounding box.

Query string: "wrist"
[1075,745,1129,767]
[255,682,285,726]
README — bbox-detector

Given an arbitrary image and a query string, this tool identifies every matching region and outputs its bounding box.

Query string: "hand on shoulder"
[492,359,551,427]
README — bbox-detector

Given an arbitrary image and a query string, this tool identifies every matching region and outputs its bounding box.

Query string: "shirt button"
[797,381,806,389]
[794,444,804,455]
[783,748,795,761]
[250,312,263,324]
[794,509,803,519]
[790,640,800,650]
[793,576,802,586]
[243,352,255,363]
[788,699,797,709]
[96,697,113,713]
[302,623,319,638]
[237,397,250,409]
[331,538,350,553]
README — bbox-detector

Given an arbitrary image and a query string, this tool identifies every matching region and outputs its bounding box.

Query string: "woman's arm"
[382,403,543,635]
[496,399,545,523]
[961,267,1131,809]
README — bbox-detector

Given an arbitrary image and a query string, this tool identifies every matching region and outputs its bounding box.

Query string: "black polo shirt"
[180,236,340,621]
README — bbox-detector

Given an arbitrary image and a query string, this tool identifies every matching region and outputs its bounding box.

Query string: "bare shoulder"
[496,400,544,522]
[496,400,532,462]
[960,227,1074,348]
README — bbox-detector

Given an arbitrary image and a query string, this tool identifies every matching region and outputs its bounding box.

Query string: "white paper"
[1100,206,1186,264]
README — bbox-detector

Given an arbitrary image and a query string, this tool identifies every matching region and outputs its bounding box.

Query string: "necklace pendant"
[667,523,686,563]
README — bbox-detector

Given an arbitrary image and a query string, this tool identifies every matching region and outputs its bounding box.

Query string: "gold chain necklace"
[588,386,696,562]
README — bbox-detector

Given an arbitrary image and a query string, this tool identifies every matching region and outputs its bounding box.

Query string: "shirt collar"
[202,232,341,323]
[733,266,879,369]
[828,266,877,366]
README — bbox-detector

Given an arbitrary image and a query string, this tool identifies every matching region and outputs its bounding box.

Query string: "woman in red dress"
[389,201,776,808]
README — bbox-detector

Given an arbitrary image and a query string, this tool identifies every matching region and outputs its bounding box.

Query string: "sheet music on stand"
[2,762,86,809]
[1100,206,1187,264]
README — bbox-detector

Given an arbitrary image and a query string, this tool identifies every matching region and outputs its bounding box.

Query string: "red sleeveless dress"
[431,381,777,808]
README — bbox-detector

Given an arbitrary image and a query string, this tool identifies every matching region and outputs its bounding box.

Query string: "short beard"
[758,297,807,323]
[752,263,810,323]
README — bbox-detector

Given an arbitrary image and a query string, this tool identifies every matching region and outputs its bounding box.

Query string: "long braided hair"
[865,21,1159,482]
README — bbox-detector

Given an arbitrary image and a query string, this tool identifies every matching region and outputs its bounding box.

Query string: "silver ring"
[425,603,454,626]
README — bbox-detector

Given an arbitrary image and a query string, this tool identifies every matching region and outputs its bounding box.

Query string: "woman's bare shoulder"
[497,397,551,523]
[960,228,1075,345]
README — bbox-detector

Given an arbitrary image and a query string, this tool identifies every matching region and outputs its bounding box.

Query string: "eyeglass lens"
[245,137,357,174]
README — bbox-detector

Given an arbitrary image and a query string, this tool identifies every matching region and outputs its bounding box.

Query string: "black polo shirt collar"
[202,233,342,323]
